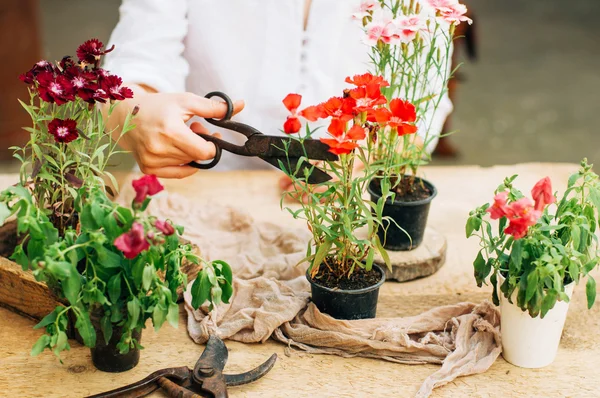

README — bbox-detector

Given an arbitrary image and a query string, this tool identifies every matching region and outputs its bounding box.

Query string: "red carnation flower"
[114,222,150,259]
[19,60,56,85]
[76,38,114,65]
[36,71,75,105]
[375,98,417,136]
[320,96,356,122]
[282,93,303,134]
[132,174,164,204]
[47,118,79,143]
[320,119,366,155]
[155,220,175,236]
[345,72,390,88]
[348,83,387,112]
[99,74,134,101]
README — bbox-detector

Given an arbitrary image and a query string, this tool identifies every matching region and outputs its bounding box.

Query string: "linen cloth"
[103,0,453,168]
[124,189,502,398]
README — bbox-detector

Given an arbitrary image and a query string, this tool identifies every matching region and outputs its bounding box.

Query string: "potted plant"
[465,159,600,368]
[0,40,233,372]
[278,75,398,320]
[356,0,472,250]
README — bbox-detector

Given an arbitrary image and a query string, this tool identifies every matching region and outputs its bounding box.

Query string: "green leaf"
[312,239,333,271]
[34,308,59,330]
[107,273,122,303]
[63,272,81,305]
[473,250,487,287]
[142,265,154,291]
[510,239,523,272]
[589,187,600,211]
[571,225,581,250]
[525,271,539,303]
[31,334,50,356]
[212,260,233,283]
[465,215,482,238]
[191,272,211,310]
[100,314,113,345]
[53,331,69,355]
[75,311,96,348]
[586,276,596,309]
[46,261,72,280]
[567,172,580,188]
[153,302,167,331]
[374,235,391,270]
[541,290,558,318]
[167,302,179,329]
[97,246,122,269]
[127,299,140,327]
[211,285,223,307]
[0,202,11,225]
[490,272,499,306]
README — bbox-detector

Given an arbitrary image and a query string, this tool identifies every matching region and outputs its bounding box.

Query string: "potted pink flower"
[0,40,233,372]
[466,159,600,368]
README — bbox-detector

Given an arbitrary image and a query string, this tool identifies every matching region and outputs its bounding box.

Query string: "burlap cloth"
[123,189,501,398]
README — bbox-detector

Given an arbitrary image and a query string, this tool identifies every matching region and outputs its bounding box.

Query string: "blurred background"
[1,0,599,171]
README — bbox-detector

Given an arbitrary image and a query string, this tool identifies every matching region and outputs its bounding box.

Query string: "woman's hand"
[105,84,244,178]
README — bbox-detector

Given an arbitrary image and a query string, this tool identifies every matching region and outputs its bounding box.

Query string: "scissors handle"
[189,134,223,170]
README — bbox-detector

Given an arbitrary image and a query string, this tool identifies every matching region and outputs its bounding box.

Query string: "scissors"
[87,335,277,398]
[188,92,338,184]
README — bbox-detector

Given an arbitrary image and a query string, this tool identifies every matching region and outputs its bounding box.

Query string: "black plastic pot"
[368,178,437,251]
[91,326,142,373]
[307,264,385,320]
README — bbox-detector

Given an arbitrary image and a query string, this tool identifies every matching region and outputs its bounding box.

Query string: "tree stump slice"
[374,228,447,282]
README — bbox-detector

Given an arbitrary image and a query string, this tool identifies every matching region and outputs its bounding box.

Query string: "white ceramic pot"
[498,276,574,368]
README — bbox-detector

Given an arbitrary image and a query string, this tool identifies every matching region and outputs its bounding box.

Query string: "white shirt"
[104,0,453,171]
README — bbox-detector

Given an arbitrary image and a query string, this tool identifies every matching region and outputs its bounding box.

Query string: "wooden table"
[1,164,600,397]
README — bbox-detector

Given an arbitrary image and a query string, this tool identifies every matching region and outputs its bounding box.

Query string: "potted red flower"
[466,160,600,368]
[356,0,472,250]
[0,40,233,372]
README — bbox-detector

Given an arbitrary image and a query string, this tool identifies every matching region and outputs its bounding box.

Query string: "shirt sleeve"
[102,0,189,93]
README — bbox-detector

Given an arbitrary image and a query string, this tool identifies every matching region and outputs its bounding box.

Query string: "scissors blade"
[194,335,228,373]
[247,136,338,162]
[260,156,332,184]
[223,354,277,386]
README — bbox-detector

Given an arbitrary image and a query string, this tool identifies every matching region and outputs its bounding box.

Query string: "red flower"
[132,175,164,204]
[503,197,541,240]
[76,39,114,65]
[345,73,389,88]
[348,83,387,112]
[155,220,175,236]
[487,191,510,220]
[320,96,356,123]
[299,105,326,122]
[36,71,75,105]
[19,60,55,85]
[531,177,555,211]
[375,98,417,135]
[99,75,134,101]
[114,222,150,259]
[64,66,100,103]
[47,118,79,143]
[319,120,366,155]
[282,93,303,134]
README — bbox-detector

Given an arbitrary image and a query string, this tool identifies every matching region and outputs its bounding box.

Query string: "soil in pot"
[307,262,385,320]
[91,324,142,373]
[368,176,437,251]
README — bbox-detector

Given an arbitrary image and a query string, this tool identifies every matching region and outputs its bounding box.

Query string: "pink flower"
[531,177,556,211]
[352,0,378,20]
[426,0,459,10]
[487,191,509,220]
[363,9,399,46]
[114,222,150,259]
[503,197,542,240]
[155,220,175,236]
[48,118,79,143]
[439,3,472,25]
[394,15,426,43]
[132,175,164,204]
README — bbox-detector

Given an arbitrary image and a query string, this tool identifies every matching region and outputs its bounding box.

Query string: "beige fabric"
[121,189,502,398]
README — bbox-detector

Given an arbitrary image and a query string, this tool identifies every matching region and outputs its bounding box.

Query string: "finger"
[172,122,217,161]
[182,93,245,119]
[279,175,293,191]
[142,165,199,179]
[140,154,190,168]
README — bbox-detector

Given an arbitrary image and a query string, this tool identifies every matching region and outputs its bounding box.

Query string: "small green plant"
[0,176,233,357]
[466,159,600,318]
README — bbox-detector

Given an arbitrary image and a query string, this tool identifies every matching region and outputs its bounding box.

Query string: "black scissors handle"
[189,92,257,170]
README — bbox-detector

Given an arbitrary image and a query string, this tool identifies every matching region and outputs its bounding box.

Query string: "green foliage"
[466,159,600,318]
[1,184,233,358]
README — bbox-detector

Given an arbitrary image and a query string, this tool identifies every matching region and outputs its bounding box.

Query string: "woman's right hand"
[105,85,245,178]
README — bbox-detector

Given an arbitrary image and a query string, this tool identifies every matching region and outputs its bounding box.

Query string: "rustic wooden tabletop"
[1,163,599,397]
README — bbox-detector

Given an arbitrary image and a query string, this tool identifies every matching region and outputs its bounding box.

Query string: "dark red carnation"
[64,66,100,103]
[132,175,164,204]
[19,60,55,85]
[100,75,134,101]
[76,39,114,65]
[36,71,75,105]
[154,220,175,236]
[114,222,150,259]
[48,118,79,143]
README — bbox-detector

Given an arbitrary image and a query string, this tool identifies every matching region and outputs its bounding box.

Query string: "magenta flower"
[100,75,134,101]
[132,175,164,204]
[36,71,75,105]
[114,222,150,259]
[76,38,114,64]
[155,220,175,236]
[48,118,79,143]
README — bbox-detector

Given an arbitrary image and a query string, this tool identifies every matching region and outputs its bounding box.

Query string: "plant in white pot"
[466,159,600,368]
